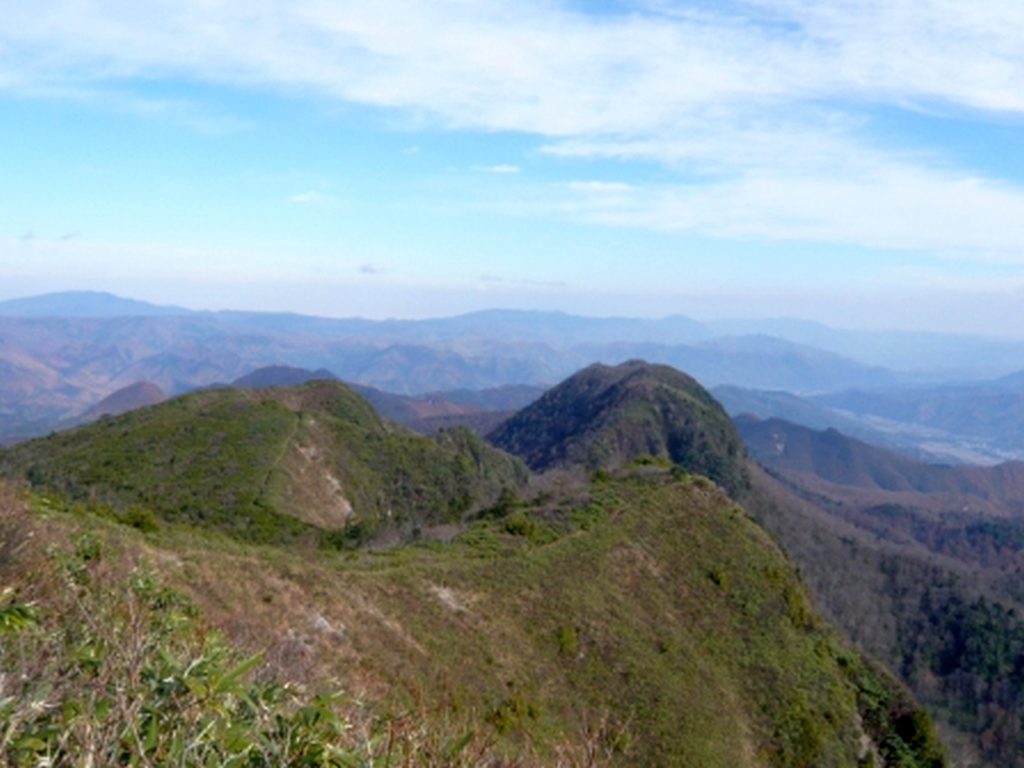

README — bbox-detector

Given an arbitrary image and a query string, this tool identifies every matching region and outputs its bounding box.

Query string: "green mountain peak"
[489,360,750,495]
[0,379,526,545]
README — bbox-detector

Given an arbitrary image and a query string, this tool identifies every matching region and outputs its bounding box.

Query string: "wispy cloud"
[473,164,521,174]
[558,165,1024,256]
[360,262,386,275]
[7,1,1022,128]
[566,181,636,193]
[475,274,567,290]
[289,191,320,204]
[3,77,252,135]
[5,1,1024,254]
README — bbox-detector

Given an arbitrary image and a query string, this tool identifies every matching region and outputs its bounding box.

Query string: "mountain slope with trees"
[486,360,1024,766]
[0,364,947,766]
[488,360,749,496]
[735,417,1024,766]
[0,380,527,546]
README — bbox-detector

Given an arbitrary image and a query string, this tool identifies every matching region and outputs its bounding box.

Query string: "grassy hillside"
[0,380,527,545]
[0,471,945,766]
[0,363,951,765]
[487,360,992,765]
[0,483,518,766]
[488,360,749,496]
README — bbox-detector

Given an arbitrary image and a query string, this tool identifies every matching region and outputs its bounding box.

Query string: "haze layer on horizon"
[3,2,1024,335]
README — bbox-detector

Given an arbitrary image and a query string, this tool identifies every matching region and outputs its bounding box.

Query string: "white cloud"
[289,190,320,203]
[7,1,1023,133]
[542,107,1024,255]
[5,0,1024,255]
[743,0,1024,112]
[566,181,637,193]
[557,162,1024,257]
[473,164,521,174]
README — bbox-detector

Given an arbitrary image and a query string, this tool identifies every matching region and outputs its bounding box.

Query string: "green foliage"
[500,511,560,544]
[0,587,36,633]
[2,391,311,543]
[452,521,504,557]
[488,690,540,736]
[626,454,673,469]
[708,567,731,591]
[477,487,522,520]
[0,465,950,767]
[119,504,160,533]
[319,519,371,551]
[892,587,1024,762]
[0,360,953,766]
[556,625,579,656]
[837,651,947,768]
[567,499,609,531]
[352,474,946,766]
[0,382,526,547]
[503,512,537,538]
[489,360,751,497]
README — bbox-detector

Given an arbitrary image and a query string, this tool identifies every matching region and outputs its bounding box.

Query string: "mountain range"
[0,361,949,766]
[10,353,1024,764]
[6,292,1024,762]
[3,291,1024,465]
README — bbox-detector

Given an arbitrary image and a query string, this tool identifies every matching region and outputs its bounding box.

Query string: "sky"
[3,1,1024,334]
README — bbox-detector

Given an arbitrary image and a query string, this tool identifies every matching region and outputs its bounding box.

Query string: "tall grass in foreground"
[0,486,604,767]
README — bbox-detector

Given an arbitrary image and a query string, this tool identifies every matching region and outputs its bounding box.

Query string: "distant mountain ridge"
[2,291,1024,465]
[81,381,167,419]
[5,289,1024,374]
[231,365,338,388]
[0,313,894,442]
[737,415,1024,502]
[7,290,1024,376]
[0,291,192,317]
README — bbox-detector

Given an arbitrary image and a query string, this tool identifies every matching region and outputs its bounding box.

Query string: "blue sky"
[3,1,1024,333]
